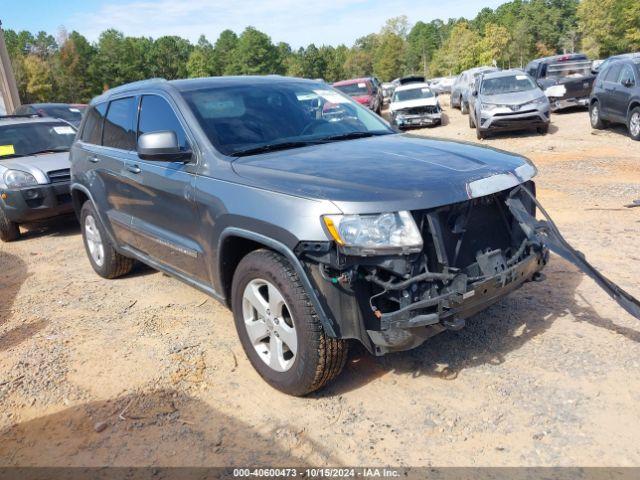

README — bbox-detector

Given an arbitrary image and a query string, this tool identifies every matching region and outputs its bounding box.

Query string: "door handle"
[126,164,141,174]
[88,156,99,163]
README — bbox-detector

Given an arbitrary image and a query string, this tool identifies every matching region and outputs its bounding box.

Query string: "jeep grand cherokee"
[69,76,639,395]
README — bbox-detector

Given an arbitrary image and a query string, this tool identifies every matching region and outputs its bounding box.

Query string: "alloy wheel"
[242,278,297,372]
[630,112,640,138]
[84,214,105,267]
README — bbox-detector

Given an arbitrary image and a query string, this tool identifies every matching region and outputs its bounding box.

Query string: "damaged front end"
[298,182,549,355]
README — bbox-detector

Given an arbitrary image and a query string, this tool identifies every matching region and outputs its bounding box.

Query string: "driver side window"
[618,65,635,86]
[137,95,189,151]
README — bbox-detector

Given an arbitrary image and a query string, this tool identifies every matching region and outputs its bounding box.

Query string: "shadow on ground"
[0,389,339,467]
[0,252,48,352]
[18,216,79,242]
[320,256,637,395]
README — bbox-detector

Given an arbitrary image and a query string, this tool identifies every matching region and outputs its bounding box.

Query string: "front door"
[125,94,207,281]
[610,64,636,121]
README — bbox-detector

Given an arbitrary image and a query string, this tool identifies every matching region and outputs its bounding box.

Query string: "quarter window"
[103,97,136,150]
[137,95,189,151]
[618,65,635,86]
[80,103,107,145]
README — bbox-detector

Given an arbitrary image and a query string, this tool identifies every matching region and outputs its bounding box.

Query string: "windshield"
[333,82,369,96]
[481,75,537,95]
[180,81,393,156]
[0,122,76,159]
[544,61,591,79]
[393,87,434,102]
[39,105,84,124]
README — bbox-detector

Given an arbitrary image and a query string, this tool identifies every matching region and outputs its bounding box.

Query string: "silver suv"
[469,70,551,139]
[0,115,76,241]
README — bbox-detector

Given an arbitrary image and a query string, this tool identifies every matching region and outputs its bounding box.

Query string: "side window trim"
[102,95,138,152]
[135,92,197,157]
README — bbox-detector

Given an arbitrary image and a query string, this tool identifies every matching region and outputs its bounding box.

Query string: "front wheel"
[461,101,469,114]
[537,124,549,135]
[590,101,606,129]
[468,113,475,128]
[231,249,348,396]
[476,124,486,140]
[0,208,20,242]
[628,107,640,141]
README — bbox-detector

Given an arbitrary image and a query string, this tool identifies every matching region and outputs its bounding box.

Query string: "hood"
[390,97,438,111]
[231,134,533,214]
[0,151,70,185]
[352,95,371,104]
[479,89,544,105]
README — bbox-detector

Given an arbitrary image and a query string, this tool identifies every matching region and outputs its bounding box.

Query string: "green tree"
[212,30,238,75]
[226,27,282,75]
[187,35,215,78]
[53,30,97,102]
[406,21,440,76]
[148,35,192,79]
[478,23,511,67]
[430,22,481,75]
[22,54,53,102]
[373,32,405,81]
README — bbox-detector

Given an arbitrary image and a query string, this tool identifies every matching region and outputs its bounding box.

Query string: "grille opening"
[47,169,71,183]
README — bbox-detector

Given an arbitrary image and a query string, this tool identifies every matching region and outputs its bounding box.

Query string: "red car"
[332,77,383,114]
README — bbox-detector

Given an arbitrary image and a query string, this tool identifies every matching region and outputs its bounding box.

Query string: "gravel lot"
[1,98,639,467]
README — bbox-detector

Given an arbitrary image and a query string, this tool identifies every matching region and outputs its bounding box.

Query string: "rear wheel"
[0,208,20,242]
[231,249,348,396]
[80,201,135,279]
[628,107,640,141]
[590,101,606,129]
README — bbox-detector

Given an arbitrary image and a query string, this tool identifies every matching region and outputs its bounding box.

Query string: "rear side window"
[605,64,622,82]
[81,103,107,145]
[618,65,636,86]
[103,97,136,150]
[137,95,189,151]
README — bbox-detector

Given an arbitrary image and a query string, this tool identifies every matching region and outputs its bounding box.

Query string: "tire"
[231,249,348,396]
[627,107,640,141]
[461,101,469,114]
[468,113,475,128]
[590,101,606,130]
[537,124,549,135]
[476,125,486,140]
[80,201,134,279]
[0,208,20,242]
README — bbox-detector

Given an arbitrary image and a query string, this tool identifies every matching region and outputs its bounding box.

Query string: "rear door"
[75,101,137,246]
[98,96,141,246]
[600,64,623,118]
[126,93,206,281]
[610,64,637,121]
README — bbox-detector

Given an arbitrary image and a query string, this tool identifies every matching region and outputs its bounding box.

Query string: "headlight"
[525,97,548,107]
[322,211,423,255]
[481,103,502,112]
[4,170,38,188]
[544,84,566,98]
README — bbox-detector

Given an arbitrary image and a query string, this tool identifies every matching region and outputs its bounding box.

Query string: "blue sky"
[1,0,505,47]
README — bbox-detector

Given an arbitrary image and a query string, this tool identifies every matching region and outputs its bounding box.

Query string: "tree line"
[3,0,639,104]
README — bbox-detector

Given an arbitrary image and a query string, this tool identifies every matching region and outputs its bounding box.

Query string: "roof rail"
[105,78,168,95]
[0,114,40,119]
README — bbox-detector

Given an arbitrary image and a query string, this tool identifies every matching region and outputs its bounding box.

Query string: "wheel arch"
[217,227,338,337]
[628,100,640,116]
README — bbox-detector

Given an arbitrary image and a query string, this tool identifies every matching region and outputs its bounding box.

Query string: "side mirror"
[472,90,478,97]
[137,131,191,162]
[623,79,635,88]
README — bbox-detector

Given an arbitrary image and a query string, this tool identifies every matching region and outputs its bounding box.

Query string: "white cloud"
[69,0,504,47]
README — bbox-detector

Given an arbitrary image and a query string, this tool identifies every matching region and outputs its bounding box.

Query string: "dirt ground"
[1,97,639,467]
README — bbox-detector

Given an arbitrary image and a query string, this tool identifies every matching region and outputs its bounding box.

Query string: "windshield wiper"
[26,147,70,155]
[230,141,320,157]
[317,131,389,142]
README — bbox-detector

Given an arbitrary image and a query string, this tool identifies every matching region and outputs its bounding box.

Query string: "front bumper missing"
[396,113,442,128]
[549,97,589,111]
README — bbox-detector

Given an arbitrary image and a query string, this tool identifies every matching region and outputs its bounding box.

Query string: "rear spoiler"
[506,186,640,320]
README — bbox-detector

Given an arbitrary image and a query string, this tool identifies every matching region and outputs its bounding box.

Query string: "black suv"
[589,58,640,140]
[69,76,554,395]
